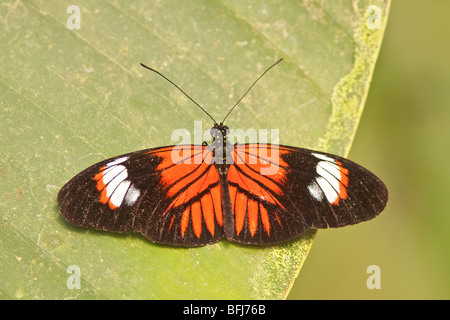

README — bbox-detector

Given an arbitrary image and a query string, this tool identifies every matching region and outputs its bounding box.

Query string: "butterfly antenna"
[221,58,283,124]
[140,63,218,125]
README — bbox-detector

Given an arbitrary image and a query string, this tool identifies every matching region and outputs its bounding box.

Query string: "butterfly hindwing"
[227,144,388,244]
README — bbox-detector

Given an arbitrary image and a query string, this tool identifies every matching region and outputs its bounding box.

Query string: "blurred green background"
[288,0,450,299]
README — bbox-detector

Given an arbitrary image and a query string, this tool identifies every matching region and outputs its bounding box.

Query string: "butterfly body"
[205,123,233,239]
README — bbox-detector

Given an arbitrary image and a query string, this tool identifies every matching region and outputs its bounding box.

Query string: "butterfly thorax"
[209,123,233,166]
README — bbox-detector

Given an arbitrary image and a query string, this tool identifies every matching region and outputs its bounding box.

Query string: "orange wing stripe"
[157,147,219,212]
[191,201,202,239]
[227,165,286,211]
[259,204,270,236]
[247,200,258,237]
[211,185,223,226]
[94,165,107,191]
[235,191,247,236]
[94,165,108,204]
[332,160,349,204]
[237,144,289,173]
[201,193,215,237]
[168,192,187,213]
[180,206,190,237]
[169,215,176,232]
[232,145,288,196]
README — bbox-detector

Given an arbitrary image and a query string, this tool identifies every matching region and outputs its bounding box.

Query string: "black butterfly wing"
[227,144,388,244]
[58,145,224,247]
[57,149,157,234]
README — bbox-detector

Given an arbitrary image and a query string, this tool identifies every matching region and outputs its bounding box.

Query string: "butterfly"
[58,59,388,247]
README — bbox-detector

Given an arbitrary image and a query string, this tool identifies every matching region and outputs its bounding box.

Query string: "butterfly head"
[210,122,229,142]
[209,122,229,135]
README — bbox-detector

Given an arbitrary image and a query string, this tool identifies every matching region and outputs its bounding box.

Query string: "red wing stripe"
[210,185,223,226]
[234,146,287,190]
[152,146,205,171]
[247,200,258,237]
[259,204,270,236]
[159,159,211,197]
[234,191,247,236]
[191,201,202,239]
[159,151,216,211]
[180,206,190,237]
[201,191,215,237]
[242,146,289,169]
[229,164,286,211]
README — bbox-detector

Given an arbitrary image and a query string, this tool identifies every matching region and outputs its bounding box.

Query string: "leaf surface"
[0,0,389,299]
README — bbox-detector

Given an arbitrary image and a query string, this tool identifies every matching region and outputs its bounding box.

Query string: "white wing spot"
[312,152,334,162]
[105,166,128,198]
[308,180,324,201]
[102,165,127,186]
[124,184,140,206]
[109,180,131,208]
[317,161,341,180]
[316,162,340,193]
[106,156,129,168]
[315,176,339,203]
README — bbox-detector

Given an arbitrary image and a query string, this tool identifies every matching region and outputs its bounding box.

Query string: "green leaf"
[0,0,389,299]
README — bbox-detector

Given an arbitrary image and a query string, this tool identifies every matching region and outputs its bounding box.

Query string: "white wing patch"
[104,156,129,168]
[307,180,324,201]
[315,176,339,203]
[124,183,141,206]
[308,153,349,205]
[95,157,141,209]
